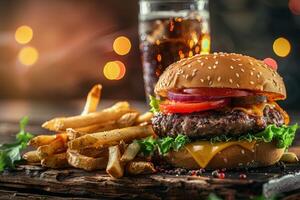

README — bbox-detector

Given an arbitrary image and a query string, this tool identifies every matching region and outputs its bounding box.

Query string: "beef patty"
[151,106,284,139]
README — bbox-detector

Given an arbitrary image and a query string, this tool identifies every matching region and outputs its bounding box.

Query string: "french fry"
[106,145,124,178]
[37,135,67,159]
[28,135,56,148]
[117,112,139,128]
[136,112,153,125]
[126,161,156,175]
[120,142,140,163]
[42,102,131,131]
[41,153,69,168]
[67,150,107,171]
[69,125,154,150]
[81,84,102,115]
[77,147,108,158]
[76,121,116,133]
[280,152,299,163]
[23,151,40,163]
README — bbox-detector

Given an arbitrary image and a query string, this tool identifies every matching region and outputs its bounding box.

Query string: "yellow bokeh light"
[103,61,126,80]
[201,35,211,54]
[113,36,131,56]
[18,46,39,66]
[15,25,33,44]
[273,37,291,57]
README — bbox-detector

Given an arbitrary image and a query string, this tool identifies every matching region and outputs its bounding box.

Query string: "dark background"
[0,0,299,110]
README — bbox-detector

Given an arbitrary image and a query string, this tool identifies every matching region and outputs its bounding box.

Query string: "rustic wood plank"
[0,164,300,199]
[0,188,99,200]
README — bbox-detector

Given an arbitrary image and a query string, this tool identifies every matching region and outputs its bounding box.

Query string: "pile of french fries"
[23,84,156,178]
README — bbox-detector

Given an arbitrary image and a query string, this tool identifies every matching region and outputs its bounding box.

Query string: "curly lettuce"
[138,134,189,156]
[210,124,298,149]
[149,95,160,113]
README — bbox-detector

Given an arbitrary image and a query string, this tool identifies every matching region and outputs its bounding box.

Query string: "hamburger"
[141,52,298,170]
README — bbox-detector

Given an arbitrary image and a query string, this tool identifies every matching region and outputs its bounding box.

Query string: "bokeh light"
[103,61,126,80]
[273,37,291,57]
[289,0,300,15]
[15,25,33,44]
[200,35,210,55]
[263,58,278,71]
[18,46,39,66]
[113,36,131,56]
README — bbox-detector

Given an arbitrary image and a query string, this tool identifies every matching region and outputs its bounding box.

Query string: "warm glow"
[18,46,39,66]
[201,35,210,54]
[115,61,126,80]
[273,37,291,57]
[113,36,131,56]
[103,61,126,80]
[15,25,33,44]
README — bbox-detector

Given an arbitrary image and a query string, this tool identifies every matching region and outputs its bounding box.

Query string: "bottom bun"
[165,141,285,169]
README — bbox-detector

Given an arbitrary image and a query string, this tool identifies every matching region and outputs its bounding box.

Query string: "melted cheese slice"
[185,141,256,168]
[233,102,274,117]
[233,102,290,124]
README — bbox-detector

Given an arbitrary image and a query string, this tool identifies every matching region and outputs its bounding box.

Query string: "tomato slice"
[159,99,230,114]
[183,88,252,98]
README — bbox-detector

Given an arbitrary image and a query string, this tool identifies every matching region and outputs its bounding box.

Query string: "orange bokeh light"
[103,61,126,80]
[113,36,131,56]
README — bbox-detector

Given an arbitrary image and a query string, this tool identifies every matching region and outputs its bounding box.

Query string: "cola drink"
[139,16,210,97]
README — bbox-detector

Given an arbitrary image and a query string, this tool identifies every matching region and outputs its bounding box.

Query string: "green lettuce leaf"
[210,124,298,149]
[0,117,33,172]
[149,95,160,113]
[138,134,189,156]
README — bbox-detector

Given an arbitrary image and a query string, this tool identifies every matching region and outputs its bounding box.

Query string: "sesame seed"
[213,52,218,55]
[230,66,234,70]
[250,81,255,85]
[200,79,204,83]
[252,68,256,71]
[217,76,221,82]
[187,64,192,68]
[238,63,243,66]
[240,68,245,72]
[213,65,217,69]
[236,73,240,78]
[236,83,240,88]
[229,79,233,83]
[250,61,254,65]
[231,58,236,61]
[208,66,212,70]
[257,74,260,79]
[250,71,254,76]
[201,62,204,66]
[197,59,202,63]
[259,72,263,75]
[207,76,211,81]
[209,81,213,85]
[215,61,219,65]
[213,56,217,59]
[205,57,208,60]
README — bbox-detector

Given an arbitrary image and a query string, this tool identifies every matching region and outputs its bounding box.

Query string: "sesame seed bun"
[165,141,285,169]
[155,53,286,100]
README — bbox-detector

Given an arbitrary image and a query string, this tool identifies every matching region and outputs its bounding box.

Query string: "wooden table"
[1,100,300,200]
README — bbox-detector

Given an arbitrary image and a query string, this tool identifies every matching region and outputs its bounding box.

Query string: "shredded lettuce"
[138,134,189,156]
[210,124,298,149]
[149,95,160,113]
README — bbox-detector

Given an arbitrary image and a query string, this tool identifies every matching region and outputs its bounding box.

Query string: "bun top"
[154,52,286,100]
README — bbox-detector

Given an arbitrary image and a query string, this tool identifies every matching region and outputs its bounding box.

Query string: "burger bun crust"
[155,53,286,100]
